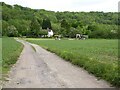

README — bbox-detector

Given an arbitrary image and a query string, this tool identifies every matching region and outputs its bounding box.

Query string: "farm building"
[47,28,53,37]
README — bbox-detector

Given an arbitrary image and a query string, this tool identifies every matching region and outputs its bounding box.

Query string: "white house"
[47,28,53,37]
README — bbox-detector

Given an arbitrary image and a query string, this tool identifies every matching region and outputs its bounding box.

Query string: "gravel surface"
[3,39,112,88]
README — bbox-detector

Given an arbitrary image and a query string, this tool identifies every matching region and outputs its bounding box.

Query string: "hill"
[1,2,119,38]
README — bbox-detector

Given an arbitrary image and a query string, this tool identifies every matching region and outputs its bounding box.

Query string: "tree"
[68,27,80,38]
[51,23,61,34]
[42,18,52,29]
[87,24,98,31]
[71,21,79,28]
[29,17,40,37]
[39,29,48,36]
[7,25,18,37]
[61,19,70,29]
[60,19,70,37]
[2,20,9,36]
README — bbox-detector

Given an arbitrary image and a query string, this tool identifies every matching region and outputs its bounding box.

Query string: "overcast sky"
[1,0,119,12]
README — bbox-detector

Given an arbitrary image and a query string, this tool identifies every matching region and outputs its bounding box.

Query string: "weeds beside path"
[2,37,23,80]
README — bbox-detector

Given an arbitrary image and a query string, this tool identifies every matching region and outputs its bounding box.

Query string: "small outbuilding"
[47,28,53,37]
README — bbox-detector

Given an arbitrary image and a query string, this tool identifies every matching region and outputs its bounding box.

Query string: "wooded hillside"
[1,2,119,38]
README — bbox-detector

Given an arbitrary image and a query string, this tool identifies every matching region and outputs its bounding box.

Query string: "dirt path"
[3,39,112,88]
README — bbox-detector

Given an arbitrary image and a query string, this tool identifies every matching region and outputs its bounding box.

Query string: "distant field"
[2,37,23,77]
[24,38,55,41]
[27,39,119,86]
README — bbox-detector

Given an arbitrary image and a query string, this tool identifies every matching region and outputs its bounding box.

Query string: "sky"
[1,0,119,12]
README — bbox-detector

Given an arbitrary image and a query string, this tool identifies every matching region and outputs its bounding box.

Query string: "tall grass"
[28,39,119,86]
[0,38,2,80]
[2,37,23,76]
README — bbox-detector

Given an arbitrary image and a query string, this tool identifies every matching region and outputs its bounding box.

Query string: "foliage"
[1,2,119,38]
[42,18,52,29]
[29,17,40,37]
[88,24,118,39]
[39,30,48,36]
[7,25,18,37]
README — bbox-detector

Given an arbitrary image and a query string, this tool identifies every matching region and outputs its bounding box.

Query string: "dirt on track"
[3,39,112,88]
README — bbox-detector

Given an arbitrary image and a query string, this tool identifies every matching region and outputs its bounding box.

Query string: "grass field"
[27,39,119,86]
[0,38,2,80]
[2,37,23,78]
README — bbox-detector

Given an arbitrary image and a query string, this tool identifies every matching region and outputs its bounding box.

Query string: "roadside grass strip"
[2,37,23,79]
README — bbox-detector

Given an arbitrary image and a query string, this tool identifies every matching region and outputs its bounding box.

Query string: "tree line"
[1,2,119,38]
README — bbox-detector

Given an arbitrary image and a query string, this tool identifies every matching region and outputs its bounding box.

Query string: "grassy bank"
[0,38,2,80]
[2,37,23,78]
[27,39,119,86]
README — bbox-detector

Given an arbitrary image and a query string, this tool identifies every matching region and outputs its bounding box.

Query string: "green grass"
[2,37,23,78]
[0,38,2,80]
[27,39,119,87]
